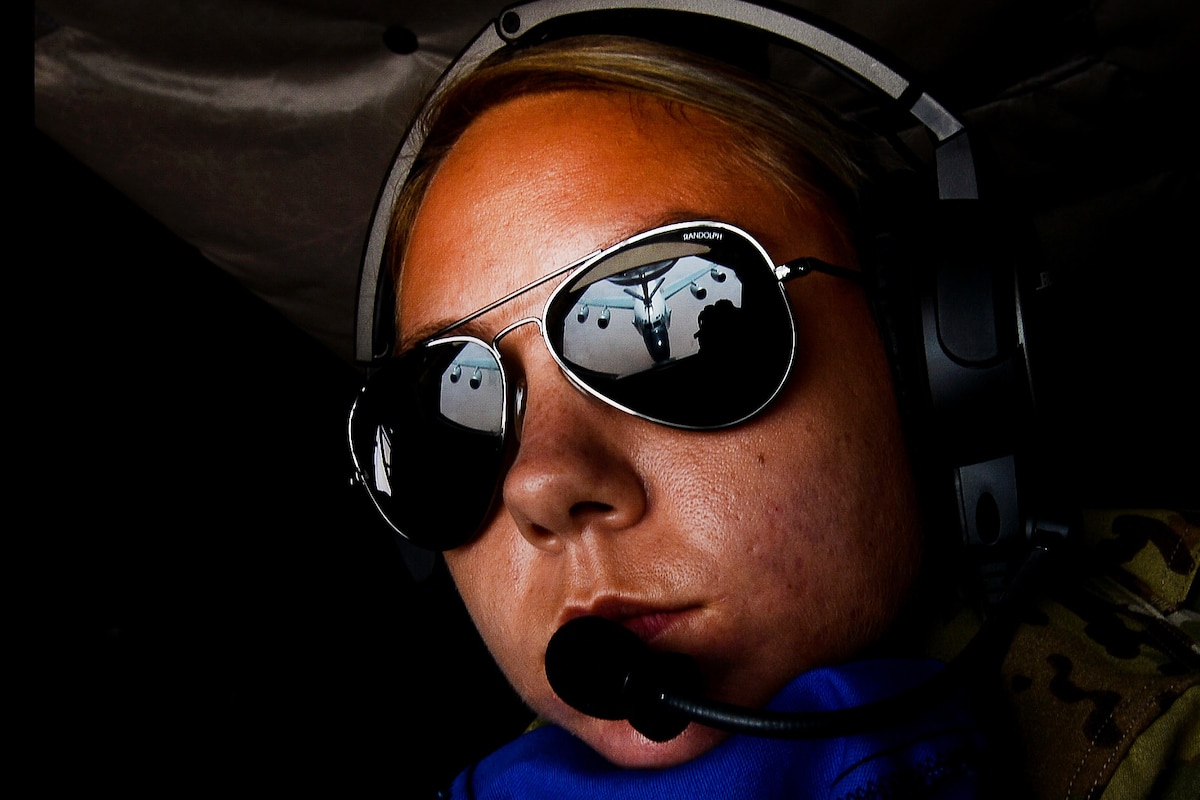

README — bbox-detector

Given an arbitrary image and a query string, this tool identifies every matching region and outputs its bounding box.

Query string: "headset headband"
[355,0,978,365]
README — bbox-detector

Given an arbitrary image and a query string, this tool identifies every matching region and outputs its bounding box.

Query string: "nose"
[500,349,648,551]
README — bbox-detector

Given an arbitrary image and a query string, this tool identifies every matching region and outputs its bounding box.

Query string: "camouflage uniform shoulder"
[1002,509,1199,800]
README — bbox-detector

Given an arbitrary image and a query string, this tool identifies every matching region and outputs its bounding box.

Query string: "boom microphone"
[545,615,998,743]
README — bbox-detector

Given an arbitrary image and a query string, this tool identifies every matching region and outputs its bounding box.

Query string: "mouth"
[560,597,701,646]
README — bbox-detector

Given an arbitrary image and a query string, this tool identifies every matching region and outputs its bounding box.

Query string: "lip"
[559,596,701,645]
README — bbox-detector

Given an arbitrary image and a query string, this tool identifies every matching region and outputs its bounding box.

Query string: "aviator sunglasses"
[348,220,862,550]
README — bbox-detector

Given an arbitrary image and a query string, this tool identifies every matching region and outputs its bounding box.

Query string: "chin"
[573,715,730,769]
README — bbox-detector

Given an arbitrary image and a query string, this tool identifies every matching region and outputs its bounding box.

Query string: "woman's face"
[399,90,922,768]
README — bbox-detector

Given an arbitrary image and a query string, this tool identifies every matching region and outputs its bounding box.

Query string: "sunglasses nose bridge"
[489,316,544,442]
[491,315,543,348]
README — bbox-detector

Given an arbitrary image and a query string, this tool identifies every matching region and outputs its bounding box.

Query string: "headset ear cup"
[860,174,965,598]
[859,170,994,565]
[862,167,1046,603]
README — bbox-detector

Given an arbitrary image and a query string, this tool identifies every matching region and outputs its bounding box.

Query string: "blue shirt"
[448,657,987,799]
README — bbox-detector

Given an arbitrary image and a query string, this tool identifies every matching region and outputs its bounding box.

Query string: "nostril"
[570,501,615,518]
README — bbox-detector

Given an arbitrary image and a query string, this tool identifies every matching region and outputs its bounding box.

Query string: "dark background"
[35,130,531,795]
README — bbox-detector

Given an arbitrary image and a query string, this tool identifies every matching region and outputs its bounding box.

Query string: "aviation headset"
[354,0,1062,600]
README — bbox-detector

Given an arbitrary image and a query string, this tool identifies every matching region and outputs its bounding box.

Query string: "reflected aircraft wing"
[662,266,725,301]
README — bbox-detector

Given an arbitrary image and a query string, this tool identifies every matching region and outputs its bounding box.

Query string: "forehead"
[397,90,834,344]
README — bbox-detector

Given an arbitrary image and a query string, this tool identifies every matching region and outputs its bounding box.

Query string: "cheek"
[723,311,920,645]
[724,450,918,687]
[444,539,551,701]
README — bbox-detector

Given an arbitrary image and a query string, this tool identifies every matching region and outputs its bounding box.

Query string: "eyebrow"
[397,316,496,355]
[397,245,601,354]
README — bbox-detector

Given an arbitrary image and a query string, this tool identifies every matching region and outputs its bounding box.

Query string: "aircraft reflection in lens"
[438,342,504,434]
[566,257,741,374]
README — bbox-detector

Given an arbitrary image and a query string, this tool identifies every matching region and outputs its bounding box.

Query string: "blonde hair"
[387,35,871,318]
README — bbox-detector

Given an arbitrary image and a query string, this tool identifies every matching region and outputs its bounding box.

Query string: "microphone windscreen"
[545,616,701,742]
[545,616,647,720]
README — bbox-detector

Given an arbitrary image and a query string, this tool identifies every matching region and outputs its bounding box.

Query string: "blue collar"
[449,657,987,799]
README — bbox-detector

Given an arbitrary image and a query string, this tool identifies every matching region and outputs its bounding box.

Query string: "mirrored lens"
[545,226,795,428]
[349,339,506,549]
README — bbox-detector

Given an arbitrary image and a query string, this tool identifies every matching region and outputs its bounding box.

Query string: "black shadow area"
[32,129,531,797]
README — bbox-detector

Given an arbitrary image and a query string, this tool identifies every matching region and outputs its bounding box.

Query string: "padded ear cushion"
[856,170,963,552]
[856,169,936,442]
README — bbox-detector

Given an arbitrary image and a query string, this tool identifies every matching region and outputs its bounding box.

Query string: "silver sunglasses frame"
[348,220,861,547]
[372,218,862,424]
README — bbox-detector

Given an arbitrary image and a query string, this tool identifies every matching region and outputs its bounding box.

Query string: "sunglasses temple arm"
[776,257,864,286]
